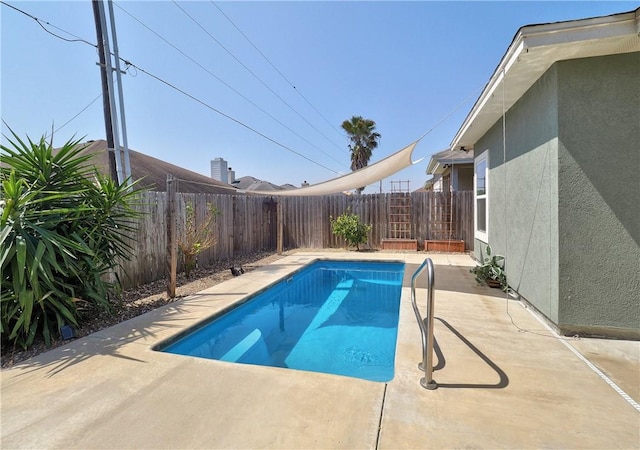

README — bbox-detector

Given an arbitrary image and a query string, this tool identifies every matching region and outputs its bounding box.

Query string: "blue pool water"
[159,260,404,382]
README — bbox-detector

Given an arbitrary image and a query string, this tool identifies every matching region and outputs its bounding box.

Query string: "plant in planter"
[470,245,508,290]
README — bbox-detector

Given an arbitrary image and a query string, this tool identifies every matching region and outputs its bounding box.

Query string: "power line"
[416,85,485,143]
[125,61,341,175]
[0,1,97,47]
[44,93,103,140]
[2,94,103,142]
[1,1,342,176]
[113,2,345,169]
[210,1,346,142]
[171,0,346,154]
[4,1,482,179]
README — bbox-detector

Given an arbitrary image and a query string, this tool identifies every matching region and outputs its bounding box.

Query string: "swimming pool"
[158,260,404,382]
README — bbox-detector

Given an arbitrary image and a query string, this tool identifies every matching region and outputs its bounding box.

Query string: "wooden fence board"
[115,190,473,289]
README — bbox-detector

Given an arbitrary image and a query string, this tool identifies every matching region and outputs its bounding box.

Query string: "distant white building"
[210,157,228,182]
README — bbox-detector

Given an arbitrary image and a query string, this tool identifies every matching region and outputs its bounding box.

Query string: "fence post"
[166,174,177,298]
[277,199,284,255]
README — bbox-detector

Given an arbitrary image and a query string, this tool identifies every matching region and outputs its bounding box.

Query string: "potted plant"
[470,245,508,290]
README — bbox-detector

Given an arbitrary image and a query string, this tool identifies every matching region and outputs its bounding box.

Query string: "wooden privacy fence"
[116,191,277,289]
[116,190,473,290]
[279,191,473,250]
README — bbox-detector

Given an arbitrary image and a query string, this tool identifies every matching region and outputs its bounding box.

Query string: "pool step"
[221,329,268,363]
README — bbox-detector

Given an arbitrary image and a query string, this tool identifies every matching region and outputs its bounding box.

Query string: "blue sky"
[2,1,637,192]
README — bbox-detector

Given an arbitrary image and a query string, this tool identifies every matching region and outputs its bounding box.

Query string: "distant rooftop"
[70,140,239,195]
[231,176,299,192]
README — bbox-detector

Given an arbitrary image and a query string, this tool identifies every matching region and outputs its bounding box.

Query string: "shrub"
[0,132,144,349]
[330,209,371,251]
[178,201,220,278]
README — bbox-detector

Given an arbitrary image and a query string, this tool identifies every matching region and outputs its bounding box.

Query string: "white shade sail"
[241,141,422,196]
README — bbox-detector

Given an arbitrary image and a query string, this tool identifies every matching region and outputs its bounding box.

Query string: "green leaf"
[0,225,12,249]
[46,297,78,326]
[22,288,35,331]
[26,317,39,347]
[9,313,25,339]
[0,242,16,272]
[15,236,26,285]
[28,241,47,286]
[42,321,51,347]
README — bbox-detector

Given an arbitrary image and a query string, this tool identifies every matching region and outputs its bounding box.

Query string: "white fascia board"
[523,9,639,47]
[450,8,640,151]
[426,157,438,175]
[450,39,525,150]
[431,161,445,175]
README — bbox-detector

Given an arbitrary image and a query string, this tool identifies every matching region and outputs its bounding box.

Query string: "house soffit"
[451,8,640,151]
[426,148,475,174]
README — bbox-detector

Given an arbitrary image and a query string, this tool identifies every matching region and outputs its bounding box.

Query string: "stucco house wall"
[556,52,640,337]
[475,52,639,337]
[474,64,560,323]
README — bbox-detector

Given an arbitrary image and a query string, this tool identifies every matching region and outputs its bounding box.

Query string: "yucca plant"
[78,172,144,303]
[1,131,145,349]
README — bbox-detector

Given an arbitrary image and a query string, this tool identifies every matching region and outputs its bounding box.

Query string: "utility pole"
[92,0,132,186]
[106,0,132,184]
[92,0,117,182]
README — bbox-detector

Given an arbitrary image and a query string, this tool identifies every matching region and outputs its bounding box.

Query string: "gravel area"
[1,250,289,369]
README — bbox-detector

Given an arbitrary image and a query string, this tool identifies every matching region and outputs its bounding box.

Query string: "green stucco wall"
[475,65,560,323]
[475,52,639,338]
[556,52,640,337]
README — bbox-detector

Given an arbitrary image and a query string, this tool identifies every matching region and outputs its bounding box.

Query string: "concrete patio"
[1,252,638,449]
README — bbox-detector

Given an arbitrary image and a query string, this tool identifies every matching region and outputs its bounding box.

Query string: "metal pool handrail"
[410,258,438,390]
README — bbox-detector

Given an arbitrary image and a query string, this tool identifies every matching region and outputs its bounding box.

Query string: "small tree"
[178,202,220,278]
[330,209,372,251]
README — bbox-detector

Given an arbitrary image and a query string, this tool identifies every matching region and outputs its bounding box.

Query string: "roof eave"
[426,158,438,174]
[450,8,640,151]
[427,157,474,175]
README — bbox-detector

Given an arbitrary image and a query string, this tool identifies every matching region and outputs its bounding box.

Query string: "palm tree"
[341,116,381,194]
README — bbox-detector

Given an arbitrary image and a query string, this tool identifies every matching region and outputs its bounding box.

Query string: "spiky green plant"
[1,131,144,349]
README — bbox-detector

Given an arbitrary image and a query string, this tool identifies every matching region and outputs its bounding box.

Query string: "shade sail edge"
[241,141,419,196]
